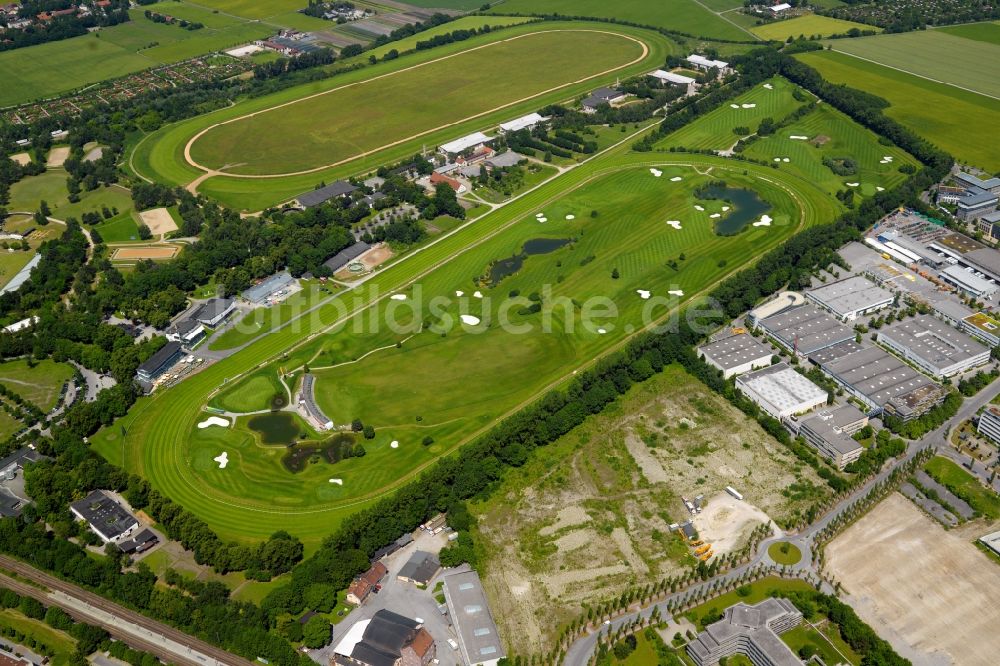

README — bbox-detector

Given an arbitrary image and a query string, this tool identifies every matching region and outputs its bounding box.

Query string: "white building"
[439,132,493,156]
[697,333,774,378]
[876,314,990,378]
[735,362,828,419]
[498,113,547,133]
[686,54,729,72]
[938,265,999,299]
[649,69,696,85]
[768,3,792,14]
[805,275,894,322]
[977,405,1000,444]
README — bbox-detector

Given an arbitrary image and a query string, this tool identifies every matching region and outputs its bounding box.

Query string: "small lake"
[247,412,300,445]
[697,185,771,235]
[282,433,358,473]
[489,237,571,283]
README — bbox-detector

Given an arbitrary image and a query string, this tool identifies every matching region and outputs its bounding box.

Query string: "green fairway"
[824,30,1000,99]
[130,22,671,210]
[188,29,647,175]
[937,21,1000,45]
[751,14,877,40]
[209,368,285,413]
[797,50,1000,171]
[488,0,754,41]
[209,282,332,351]
[94,136,843,548]
[0,358,74,411]
[185,0,307,20]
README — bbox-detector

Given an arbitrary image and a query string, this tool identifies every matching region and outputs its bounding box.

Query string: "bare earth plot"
[9,153,30,166]
[474,367,827,653]
[112,246,179,261]
[46,147,69,168]
[138,208,178,236]
[826,493,1000,666]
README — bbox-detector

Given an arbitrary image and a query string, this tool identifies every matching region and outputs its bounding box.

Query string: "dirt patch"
[138,208,178,236]
[112,246,179,261]
[624,432,669,484]
[811,134,831,147]
[692,492,778,556]
[46,146,69,167]
[9,153,30,166]
[334,243,394,279]
[826,493,1000,666]
[538,505,591,537]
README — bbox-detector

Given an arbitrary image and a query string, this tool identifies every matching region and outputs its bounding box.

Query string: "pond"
[281,433,359,473]
[489,237,572,283]
[697,185,771,236]
[247,412,300,445]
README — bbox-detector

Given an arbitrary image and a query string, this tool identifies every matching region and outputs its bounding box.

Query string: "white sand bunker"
[460,314,481,325]
[390,440,399,449]
[537,216,547,223]
[790,135,808,140]
[666,220,682,230]
[473,290,483,299]
[213,452,229,469]
[670,176,682,182]
[566,214,575,220]
[668,289,684,296]
[329,478,343,485]
[535,212,545,218]
[650,168,662,177]
[636,289,651,300]
[597,328,607,334]
[710,213,721,219]
[782,158,790,163]
[753,214,773,227]
[694,205,705,211]
[390,294,407,300]
[742,103,756,108]
[763,83,773,90]
[730,104,740,109]
[722,206,730,212]
[455,290,464,297]
[876,186,885,192]
[846,182,859,187]
[198,416,230,429]
[883,155,893,161]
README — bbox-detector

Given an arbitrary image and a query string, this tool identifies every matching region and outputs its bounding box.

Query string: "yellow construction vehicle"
[694,544,711,555]
[731,327,746,335]
[689,539,703,547]
[699,550,713,561]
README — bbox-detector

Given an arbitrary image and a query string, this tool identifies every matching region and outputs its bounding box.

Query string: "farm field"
[188,30,647,175]
[937,20,1000,45]
[473,366,830,652]
[361,15,534,59]
[92,136,842,548]
[797,50,1000,171]
[823,30,1000,99]
[826,493,1000,665]
[750,14,876,40]
[0,358,74,412]
[488,0,754,41]
[130,22,671,210]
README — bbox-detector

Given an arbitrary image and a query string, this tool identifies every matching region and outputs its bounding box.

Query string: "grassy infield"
[92,18,919,548]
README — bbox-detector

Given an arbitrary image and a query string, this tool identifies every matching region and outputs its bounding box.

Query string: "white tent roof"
[499,113,547,132]
[687,54,729,69]
[770,2,792,10]
[649,69,696,84]
[333,618,371,657]
[440,132,493,154]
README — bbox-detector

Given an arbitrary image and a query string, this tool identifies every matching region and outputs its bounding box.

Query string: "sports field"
[751,14,876,40]
[130,22,671,209]
[489,0,754,41]
[188,30,647,175]
[93,129,843,547]
[824,30,1000,99]
[797,50,1000,171]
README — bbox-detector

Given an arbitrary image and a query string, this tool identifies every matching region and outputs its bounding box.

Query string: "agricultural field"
[188,30,647,175]
[473,366,831,653]
[937,20,1000,45]
[797,50,1000,171]
[130,21,671,210]
[0,358,74,412]
[361,15,534,60]
[488,0,754,41]
[750,14,877,40]
[93,134,842,549]
[823,30,1000,99]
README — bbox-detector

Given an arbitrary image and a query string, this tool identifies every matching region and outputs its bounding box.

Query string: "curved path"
[182,29,650,184]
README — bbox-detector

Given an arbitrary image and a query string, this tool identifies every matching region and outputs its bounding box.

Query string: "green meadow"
[751,14,876,40]
[937,21,1000,46]
[0,358,74,412]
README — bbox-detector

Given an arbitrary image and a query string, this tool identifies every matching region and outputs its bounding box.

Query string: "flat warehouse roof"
[819,344,939,408]
[806,275,894,317]
[443,570,505,665]
[698,334,773,370]
[940,265,997,294]
[964,311,1000,334]
[879,315,988,367]
[440,132,492,154]
[649,69,695,84]
[758,304,855,354]
[737,363,827,414]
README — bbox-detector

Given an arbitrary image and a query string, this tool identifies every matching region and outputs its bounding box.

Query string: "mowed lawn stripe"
[188,30,647,175]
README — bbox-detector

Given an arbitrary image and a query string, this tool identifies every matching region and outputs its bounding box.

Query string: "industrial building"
[442,570,506,666]
[439,132,493,157]
[746,291,805,326]
[686,54,729,72]
[754,304,855,356]
[876,315,990,378]
[979,529,1000,557]
[697,333,774,378]
[498,113,547,133]
[962,311,1000,346]
[735,363,828,419]
[581,87,627,113]
[977,405,1000,444]
[938,265,998,299]
[687,598,803,666]
[805,275,894,321]
[792,404,867,470]
[648,69,696,86]
[810,341,946,420]
[242,271,296,305]
[930,298,975,328]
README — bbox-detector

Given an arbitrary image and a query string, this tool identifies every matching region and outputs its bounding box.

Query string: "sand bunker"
[597,328,606,334]
[846,182,859,187]
[763,83,773,90]
[876,186,885,192]
[668,289,684,296]
[782,158,789,163]
[666,220,682,230]
[198,416,230,429]
[138,208,178,236]
[694,205,705,211]
[473,290,483,299]
[390,440,399,449]
[566,214,575,220]
[650,168,662,177]
[710,213,721,219]
[455,290,464,297]
[9,153,30,166]
[730,104,740,109]
[213,452,229,469]
[789,135,808,140]
[882,156,893,161]
[329,478,343,485]
[461,314,481,325]
[722,206,730,211]
[390,294,407,300]
[773,158,781,162]
[670,176,682,182]
[537,217,547,223]
[636,289,651,300]
[753,214,773,227]
[46,146,69,167]
[742,103,756,108]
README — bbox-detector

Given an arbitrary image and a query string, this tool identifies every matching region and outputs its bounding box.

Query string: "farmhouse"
[793,404,867,470]
[439,132,493,159]
[135,341,184,386]
[296,180,358,209]
[876,314,990,378]
[581,86,627,113]
[976,405,1000,444]
[324,241,370,274]
[754,303,855,356]
[456,144,495,167]
[333,610,435,666]
[396,550,439,586]
[805,275,894,322]
[687,598,803,666]
[346,561,387,605]
[686,54,730,73]
[442,569,506,666]
[429,171,465,194]
[498,112,548,133]
[70,490,140,544]
[734,362,828,419]
[697,333,774,378]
